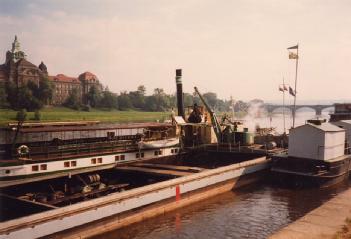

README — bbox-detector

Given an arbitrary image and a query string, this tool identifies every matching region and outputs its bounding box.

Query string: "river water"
[96,110,346,239]
[98,180,350,239]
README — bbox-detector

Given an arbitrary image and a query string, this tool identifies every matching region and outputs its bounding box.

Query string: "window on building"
[107,132,115,138]
[115,155,120,161]
[97,158,103,163]
[64,161,70,168]
[154,151,159,156]
[5,170,10,174]
[32,165,39,171]
[40,164,47,170]
[141,152,144,158]
[91,158,97,164]
[159,150,163,155]
[120,155,125,161]
[71,161,77,167]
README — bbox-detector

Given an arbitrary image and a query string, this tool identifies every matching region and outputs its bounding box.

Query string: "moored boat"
[0,121,181,187]
[271,119,351,187]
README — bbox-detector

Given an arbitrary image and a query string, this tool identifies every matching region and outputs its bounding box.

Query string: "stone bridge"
[264,104,334,116]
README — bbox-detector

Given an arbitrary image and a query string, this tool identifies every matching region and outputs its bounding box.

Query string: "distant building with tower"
[0,36,103,105]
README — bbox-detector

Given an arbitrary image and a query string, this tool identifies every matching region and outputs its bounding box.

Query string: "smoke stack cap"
[176,69,182,77]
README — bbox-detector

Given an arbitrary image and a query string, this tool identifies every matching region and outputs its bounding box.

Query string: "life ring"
[17,145,29,156]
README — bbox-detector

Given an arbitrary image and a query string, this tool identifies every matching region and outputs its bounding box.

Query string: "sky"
[0,0,350,102]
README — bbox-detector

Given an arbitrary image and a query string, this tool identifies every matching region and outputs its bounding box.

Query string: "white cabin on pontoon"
[288,120,345,161]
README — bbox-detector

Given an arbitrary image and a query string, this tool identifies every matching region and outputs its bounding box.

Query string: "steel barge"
[271,119,351,187]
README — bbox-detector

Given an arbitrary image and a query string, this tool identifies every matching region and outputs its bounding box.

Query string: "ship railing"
[11,140,139,161]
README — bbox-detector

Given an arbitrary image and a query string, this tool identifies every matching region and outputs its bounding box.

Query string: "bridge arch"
[264,104,334,116]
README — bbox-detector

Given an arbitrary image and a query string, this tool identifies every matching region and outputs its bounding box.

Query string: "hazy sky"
[0,0,350,102]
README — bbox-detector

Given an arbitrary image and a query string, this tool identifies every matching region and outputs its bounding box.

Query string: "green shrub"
[16,109,27,122]
[34,110,41,121]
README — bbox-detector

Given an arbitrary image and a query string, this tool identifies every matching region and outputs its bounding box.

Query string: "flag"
[289,86,296,96]
[287,45,298,50]
[289,52,298,59]
[279,86,284,92]
[283,84,288,91]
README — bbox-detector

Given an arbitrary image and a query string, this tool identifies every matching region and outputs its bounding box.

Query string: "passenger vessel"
[0,121,181,187]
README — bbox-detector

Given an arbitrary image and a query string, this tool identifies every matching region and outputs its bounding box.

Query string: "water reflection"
[96,180,350,239]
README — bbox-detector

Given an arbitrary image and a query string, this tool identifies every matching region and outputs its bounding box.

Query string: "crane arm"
[194,87,222,142]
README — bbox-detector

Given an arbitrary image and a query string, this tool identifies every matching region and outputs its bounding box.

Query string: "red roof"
[79,71,98,81]
[49,74,79,83]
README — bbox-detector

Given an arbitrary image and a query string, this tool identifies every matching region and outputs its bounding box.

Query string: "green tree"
[99,90,118,109]
[34,110,41,121]
[17,85,42,111]
[16,109,27,121]
[144,96,158,111]
[64,88,80,110]
[129,88,145,109]
[86,85,101,107]
[0,86,8,108]
[203,92,218,109]
[6,81,19,109]
[38,77,54,104]
[137,85,146,96]
[118,91,132,110]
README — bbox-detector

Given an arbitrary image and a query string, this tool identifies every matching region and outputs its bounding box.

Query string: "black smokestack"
[176,69,185,118]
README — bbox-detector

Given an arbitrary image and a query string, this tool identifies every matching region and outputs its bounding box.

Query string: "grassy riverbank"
[0,107,170,125]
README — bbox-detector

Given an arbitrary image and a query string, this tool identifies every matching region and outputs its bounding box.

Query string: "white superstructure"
[288,122,345,160]
[0,146,180,183]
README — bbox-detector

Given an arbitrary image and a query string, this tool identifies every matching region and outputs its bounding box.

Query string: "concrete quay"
[269,187,351,239]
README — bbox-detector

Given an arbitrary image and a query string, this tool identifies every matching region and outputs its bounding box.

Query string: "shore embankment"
[269,187,351,239]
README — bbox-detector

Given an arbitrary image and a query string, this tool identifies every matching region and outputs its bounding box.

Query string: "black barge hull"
[271,155,351,188]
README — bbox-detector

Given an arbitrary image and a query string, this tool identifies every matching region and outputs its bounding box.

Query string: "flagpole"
[292,44,299,128]
[283,78,286,133]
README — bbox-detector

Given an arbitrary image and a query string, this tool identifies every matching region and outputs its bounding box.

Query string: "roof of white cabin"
[340,120,351,125]
[292,122,345,132]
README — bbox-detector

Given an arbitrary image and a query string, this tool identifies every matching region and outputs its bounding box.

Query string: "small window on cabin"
[107,132,115,138]
[91,158,97,164]
[159,150,163,155]
[5,170,10,174]
[64,161,70,168]
[136,153,140,158]
[171,149,174,154]
[154,151,158,156]
[98,158,103,163]
[40,164,47,170]
[32,165,39,172]
[71,161,77,167]
[120,155,125,161]
[115,155,120,161]
[141,152,144,158]
[32,165,39,171]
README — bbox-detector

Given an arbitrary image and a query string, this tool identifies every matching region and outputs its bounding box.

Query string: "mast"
[282,78,286,133]
[292,44,299,128]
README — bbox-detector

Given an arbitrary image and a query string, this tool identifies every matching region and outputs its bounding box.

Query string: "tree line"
[0,80,257,113]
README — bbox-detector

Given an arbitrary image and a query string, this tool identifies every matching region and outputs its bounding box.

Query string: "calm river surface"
[96,110,343,239]
[99,181,350,239]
